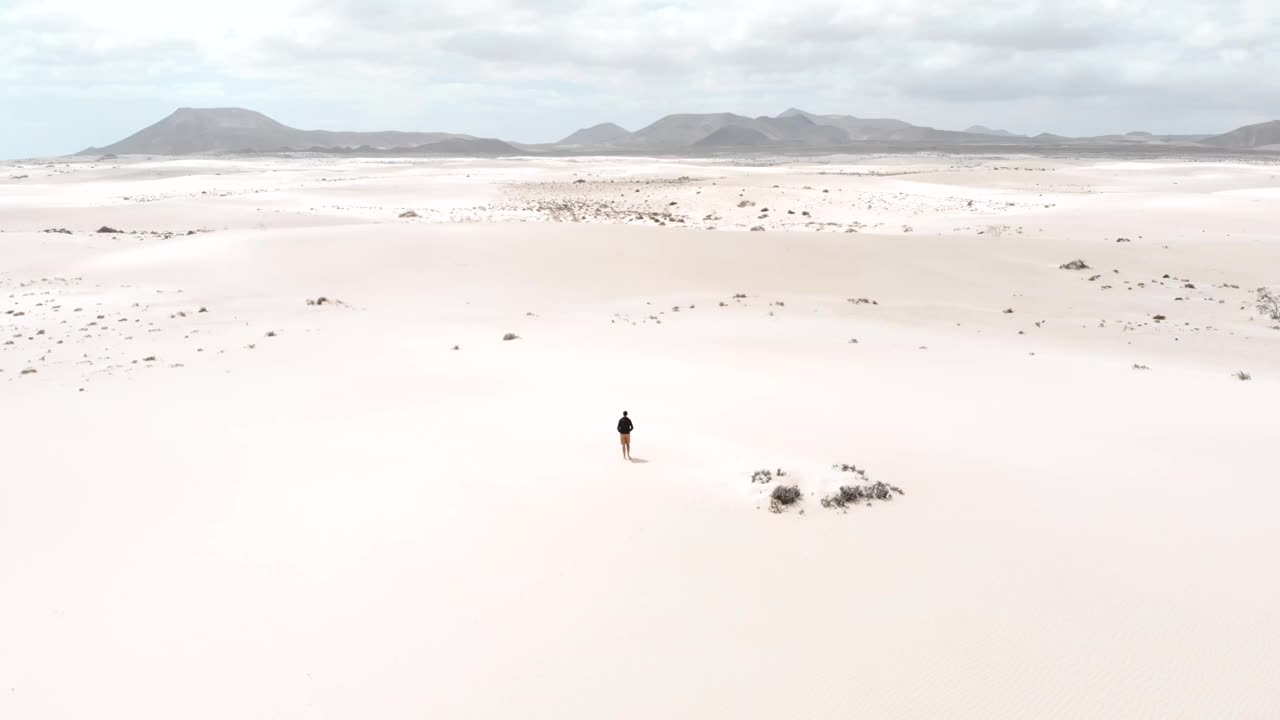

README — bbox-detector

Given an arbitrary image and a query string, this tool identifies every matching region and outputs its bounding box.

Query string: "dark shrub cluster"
[751,468,787,484]
[821,482,905,509]
[769,485,802,513]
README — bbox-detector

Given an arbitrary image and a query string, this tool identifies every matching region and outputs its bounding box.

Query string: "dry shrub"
[1257,287,1280,321]
[769,485,802,513]
[821,482,905,509]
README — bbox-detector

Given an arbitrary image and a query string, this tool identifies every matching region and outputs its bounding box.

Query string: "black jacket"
[617,417,634,434]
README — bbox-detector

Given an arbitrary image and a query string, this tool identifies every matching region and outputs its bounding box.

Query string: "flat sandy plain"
[2,153,1279,718]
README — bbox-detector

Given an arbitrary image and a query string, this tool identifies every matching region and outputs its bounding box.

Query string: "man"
[617,411,634,460]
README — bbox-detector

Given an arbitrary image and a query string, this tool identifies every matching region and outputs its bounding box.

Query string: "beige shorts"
[620,433,631,444]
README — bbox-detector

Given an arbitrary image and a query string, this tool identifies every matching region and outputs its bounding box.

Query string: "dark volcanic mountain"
[1201,120,1280,149]
[78,107,484,155]
[622,113,753,149]
[405,138,520,154]
[621,111,859,149]
[73,107,1280,157]
[777,108,913,138]
[556,122,631,147]
[691,126,774,148]
[965,125,1020,137]
[617,109,1015,150]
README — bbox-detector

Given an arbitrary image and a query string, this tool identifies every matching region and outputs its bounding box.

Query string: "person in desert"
[617,411,634,460]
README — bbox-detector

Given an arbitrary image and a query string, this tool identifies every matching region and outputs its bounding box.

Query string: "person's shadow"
[629,457,649,464]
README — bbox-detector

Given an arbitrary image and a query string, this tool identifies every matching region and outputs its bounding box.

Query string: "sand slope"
[2,155,1278,719]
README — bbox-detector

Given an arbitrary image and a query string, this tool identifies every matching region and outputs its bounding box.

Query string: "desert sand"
[2,153,1279,718]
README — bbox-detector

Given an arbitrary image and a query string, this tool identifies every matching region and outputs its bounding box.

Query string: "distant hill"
[618,108,1010,150]
[407,138,519,155]
[622,113,754,149]
[1201,120,1280,149]
[965,125,1020,137]
[78,107,477,155]
[754,115,851,144]
[691,125,774,148]
[877,126,1001,144]
[778,108,912,138]
[556,122,631,147]
[71,106,1280,157]
[621,111,862,150]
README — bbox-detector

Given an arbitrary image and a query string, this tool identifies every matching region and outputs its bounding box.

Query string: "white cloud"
[2,0,1278,157]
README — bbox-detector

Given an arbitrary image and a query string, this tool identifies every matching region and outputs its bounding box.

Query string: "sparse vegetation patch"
[769,485,802,513]
[1257,287,1280,321]
[821,482,905,509]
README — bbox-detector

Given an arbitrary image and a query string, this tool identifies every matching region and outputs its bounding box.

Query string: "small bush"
[1059,259,1090,270]
[1235,371,1252,381]
[1257,287,1280,321]
[821,482,905,509]
[769,485,802,513]
[751,469,774,484]
[97,226,123,234]
[398,210,419,218]
[502,333,519,341]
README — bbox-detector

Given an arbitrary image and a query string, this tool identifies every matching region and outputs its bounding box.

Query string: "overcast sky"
[3,0,1278,158]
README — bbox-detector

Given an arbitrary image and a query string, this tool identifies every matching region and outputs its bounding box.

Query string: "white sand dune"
[2,154,1278,718]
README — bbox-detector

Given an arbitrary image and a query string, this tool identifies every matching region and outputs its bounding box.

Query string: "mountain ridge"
[77,107,1280,156]
[1200,120,1280,149]
[79,107,500,155]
